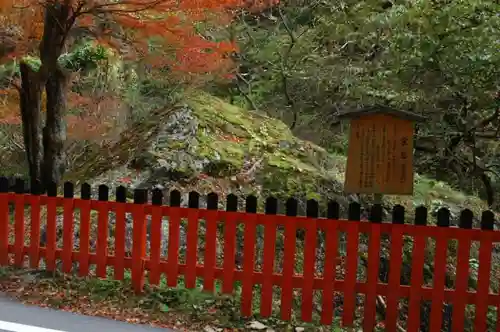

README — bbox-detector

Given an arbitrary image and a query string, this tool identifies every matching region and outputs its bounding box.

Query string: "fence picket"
[385,205,405,332]
[320,201,339,325]
[301,199,318,322]
[281,198,298,321]
[0,177,8,266]
[114,186,127,280]
[14,178,25,267]
[241,195,258,317]
[45,182,58,271]
[203,193,219,292]
[149,188,163,285]
[364,204,382,331]
[452,209,473,331]
[79,183,91,276]
[29,180,42,269]
[407,206,428,332]
[167,190,181,287]
[474,211,495,331]
[185,191,200,289]
[132,189,147,293]
[96,185,109,278]
[429,208,450,332]
[222,194,238,294]
[62,182,74,273]
[261,197,278,318]
[343,202,360,328]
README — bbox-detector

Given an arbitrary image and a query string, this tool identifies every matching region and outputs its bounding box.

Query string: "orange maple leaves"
[0,0,277,73]
[0,0,279,141]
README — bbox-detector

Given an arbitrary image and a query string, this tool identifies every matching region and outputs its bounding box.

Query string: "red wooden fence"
[0,177,499,331]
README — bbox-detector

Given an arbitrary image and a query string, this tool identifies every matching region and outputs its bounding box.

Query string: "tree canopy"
[0,0,269,188]
[222,0,500,205]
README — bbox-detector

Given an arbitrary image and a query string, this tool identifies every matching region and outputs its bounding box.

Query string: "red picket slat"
[280,219,296,321]
[203,210,218,292]
[114,201,126,280]
[29,196,41,268]
[451,231,471,331]
[0,192,9,265]
[149,205,162,285]
[474,232,493,331]
[364,223,381,331]
[14,193,25,267]
[497,308,500,332]
[132,203,146,293]
[78,199,91,277]
[62,197,74,273]
[429,230,448,332]
[260,215,276,317]
[320,220,338,325]
[222,212,237,294]
[407,233,426,332]
[385,225,404,331]
[45,196,57,271]
[241,213,257,317]
[96,201,109,278]
[342,222,359,327]
[301,219,317,322]
[185,208,199,289]
[167,207,180,287]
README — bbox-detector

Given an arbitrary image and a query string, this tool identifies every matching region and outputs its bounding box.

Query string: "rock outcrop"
[69,91,353,214]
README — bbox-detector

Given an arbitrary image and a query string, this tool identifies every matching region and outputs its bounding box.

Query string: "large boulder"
[69,91,353,214]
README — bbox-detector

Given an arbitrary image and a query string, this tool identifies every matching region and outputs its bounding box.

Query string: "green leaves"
[234,0,499,112]
[223,0,500,201]
[59,41,110,71]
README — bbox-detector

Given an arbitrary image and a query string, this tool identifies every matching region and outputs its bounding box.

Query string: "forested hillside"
[0,0,499,331]
[207,0,500,206]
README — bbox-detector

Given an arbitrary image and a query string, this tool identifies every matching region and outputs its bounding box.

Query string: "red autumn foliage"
[0,0,279,188]
[0,0,278,74]
[0,0,279,137]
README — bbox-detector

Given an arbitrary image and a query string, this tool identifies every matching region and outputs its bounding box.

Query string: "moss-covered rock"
[66,90,491,220]
[67,91,344,203]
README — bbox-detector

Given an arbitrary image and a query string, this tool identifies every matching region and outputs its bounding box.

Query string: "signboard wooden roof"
[337,105,425,122]
[342,106,423,196]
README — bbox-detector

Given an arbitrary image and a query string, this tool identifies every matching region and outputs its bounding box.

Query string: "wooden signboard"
[343,113,416,195]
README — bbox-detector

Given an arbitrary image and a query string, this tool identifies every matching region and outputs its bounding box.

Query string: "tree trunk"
[19,62,43,183]
[42,67,68,186]
[38,2,73,187]
[15,2,73,188]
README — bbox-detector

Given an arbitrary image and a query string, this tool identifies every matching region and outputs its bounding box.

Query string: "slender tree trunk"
[19,63,43,183]
[38,2,73,187]
[42,67,68,185]
[16,2,73,188]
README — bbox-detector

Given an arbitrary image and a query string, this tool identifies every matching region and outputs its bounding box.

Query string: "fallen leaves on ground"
[0,268,240,332]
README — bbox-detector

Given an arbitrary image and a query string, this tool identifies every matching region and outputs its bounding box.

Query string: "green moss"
[167,140,188,150]
[267,152,319,174]
[195,128,245,167]
[414,175,468,203]
[186,91,294,142]
[65,89,491,218]
[210,141,245,166]
[188,94,251,132]
[260,165,322,200]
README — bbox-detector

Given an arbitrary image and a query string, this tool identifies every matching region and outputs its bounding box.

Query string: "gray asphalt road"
[0,295,174,332]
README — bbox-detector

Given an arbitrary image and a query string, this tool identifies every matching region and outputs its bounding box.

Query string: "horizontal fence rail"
[0,177,499,331]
